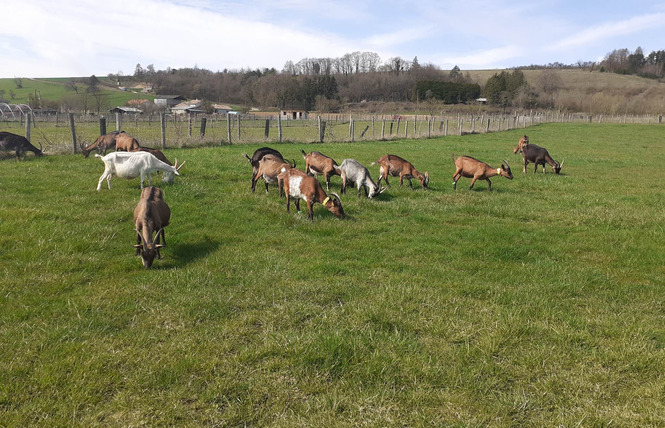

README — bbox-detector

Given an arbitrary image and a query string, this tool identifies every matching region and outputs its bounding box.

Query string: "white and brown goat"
[301,149,341,191]
[133,186,171,268]
[452,154,513,191]
[252,154,296,195]
[372,154,429,189]
[280,168,345,221]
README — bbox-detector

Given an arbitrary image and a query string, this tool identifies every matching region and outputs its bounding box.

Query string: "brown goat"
[372,154,429,189]
[133,186,171,268]
[80,131,124,158]
[513,135,529,154]
[452,154,513,191]
[280,168,345,221]
[115,132,141,152]
[252,154,296,194]
[301,149,341,191]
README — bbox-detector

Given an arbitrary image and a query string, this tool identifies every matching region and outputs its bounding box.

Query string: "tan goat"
[452,154,513,191]
[133,186,171,268]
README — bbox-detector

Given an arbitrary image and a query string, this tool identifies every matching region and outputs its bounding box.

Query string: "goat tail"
[451,153,456,161]
[300,149,307,158]
[242,153,251,162]
[95,154,103,159]
[369,162,376,166]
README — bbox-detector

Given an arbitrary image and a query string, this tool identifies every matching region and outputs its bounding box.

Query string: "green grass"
[0,77,153,109]
[1,123,665,426]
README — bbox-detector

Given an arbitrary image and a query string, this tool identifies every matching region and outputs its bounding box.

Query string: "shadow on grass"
[170,238,221,266]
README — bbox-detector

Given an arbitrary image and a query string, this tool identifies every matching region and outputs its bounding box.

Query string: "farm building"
[171,100,205,115]
[281,109,308,120]
[154,95,186,108]
[109,106,143,114]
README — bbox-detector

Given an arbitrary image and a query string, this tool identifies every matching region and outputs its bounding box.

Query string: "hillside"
[2,70,664,115]
[0,77,154,110]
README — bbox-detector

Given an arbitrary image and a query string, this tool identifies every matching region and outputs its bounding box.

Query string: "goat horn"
[175,159,186,171]
[152,229,163,245]
[559,159,564,167]
[330,192,341,202]
[503,159,510,167]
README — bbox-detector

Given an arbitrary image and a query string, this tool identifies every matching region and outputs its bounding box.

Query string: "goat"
[137,147,186,183]
[252,154,296,194]
[339,158,386,198]
[452,154,513,191]
[280,168,345,221]
[301,149,341,191]
[80,130,124,158]
[133,186,171,268]
[372,154,429,189]
[513,135,529,154]
[243,147,285,190]
[114,132,141,152]
[0,131,43,160]
[96,151,180,190]
[521,144,564,174]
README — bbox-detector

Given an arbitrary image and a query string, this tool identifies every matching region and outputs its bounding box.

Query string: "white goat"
[96,151,180,191]
[339,158,386,198]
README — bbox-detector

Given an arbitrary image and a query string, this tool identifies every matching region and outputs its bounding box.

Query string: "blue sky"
[1,0,664,78]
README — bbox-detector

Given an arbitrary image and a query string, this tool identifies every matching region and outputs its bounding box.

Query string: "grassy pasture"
[1,123,665,426]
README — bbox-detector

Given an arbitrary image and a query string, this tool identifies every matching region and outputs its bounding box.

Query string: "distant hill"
[0,77,154,111]
[2,70,664,114]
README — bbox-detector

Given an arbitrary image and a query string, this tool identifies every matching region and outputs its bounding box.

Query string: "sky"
[0,0,664,78]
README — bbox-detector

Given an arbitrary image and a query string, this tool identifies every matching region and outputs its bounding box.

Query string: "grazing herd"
[2,128,564,268]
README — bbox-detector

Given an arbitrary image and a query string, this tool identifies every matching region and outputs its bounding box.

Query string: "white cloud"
[548,12,665,52]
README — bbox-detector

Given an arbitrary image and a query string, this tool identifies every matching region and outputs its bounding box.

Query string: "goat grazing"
[513,135,529,154]
[96,151,180,190]
[452,155,513,190]
[114,132,141,152]
[0,131,43,160]
[133,186,171,268]
[372,154,429,189]
[521,144,564,174]
[280,168,345,221]
[80,130,124,158]
[339,158,386,198]
[243,147,285,190]
[137,147,186,183]
[252,154,296,194]
[301,149,341,191]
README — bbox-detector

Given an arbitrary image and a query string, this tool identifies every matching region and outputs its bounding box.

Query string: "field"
[1,123,665,426]
[0,77,152,110]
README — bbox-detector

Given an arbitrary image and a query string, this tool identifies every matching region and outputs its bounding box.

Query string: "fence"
[1,110,663,153]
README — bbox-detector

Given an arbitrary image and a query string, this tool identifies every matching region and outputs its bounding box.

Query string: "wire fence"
[1,110,664,154]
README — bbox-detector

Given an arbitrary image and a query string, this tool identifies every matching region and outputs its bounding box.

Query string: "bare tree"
[537,69,563,105]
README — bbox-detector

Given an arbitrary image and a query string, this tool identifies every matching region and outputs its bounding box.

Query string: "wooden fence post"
[226,114,232,144]
[115,112,122,131]
[200,117,207,137]
[160,112,166,149]
[237,114,241,142]
[99,116,106,136]
[24,114,31,143]
[69,113,77,153]
[264,119,270,139]
[188,114,193,137]
[277,113,282,143]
